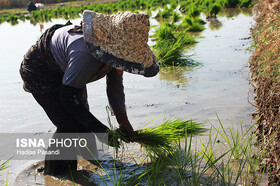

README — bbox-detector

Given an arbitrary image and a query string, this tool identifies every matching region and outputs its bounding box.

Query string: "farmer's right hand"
[115,113,134,142]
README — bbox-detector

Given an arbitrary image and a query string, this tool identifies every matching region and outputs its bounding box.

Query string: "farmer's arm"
[60,51,109,133]
[106,69,134,141]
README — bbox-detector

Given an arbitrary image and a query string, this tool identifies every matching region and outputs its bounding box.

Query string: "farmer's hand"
[116,113,134,142]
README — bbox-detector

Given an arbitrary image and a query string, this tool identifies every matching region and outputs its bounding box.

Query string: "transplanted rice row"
[0,0,255,66]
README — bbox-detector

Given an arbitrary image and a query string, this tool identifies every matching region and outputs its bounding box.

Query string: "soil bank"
[250,0,280,184]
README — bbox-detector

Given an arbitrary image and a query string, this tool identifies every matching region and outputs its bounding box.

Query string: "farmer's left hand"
[116,113,134,142]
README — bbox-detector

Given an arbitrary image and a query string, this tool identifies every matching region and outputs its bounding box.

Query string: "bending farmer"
[19,10,159,175]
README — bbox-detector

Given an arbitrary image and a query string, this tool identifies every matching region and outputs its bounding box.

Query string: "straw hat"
[82,10,159,77]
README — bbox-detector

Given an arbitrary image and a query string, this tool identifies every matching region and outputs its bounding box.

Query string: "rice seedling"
[132,117,205,155]
[179,1,192,13]
[0,160,9,174]
[223,0,240,8]
[186,23,205,32]
[208,3,222,18]
[151,23,198,66]
[0,159,10,185]
[0,16,4,24]
[178,15,206,32]
[155,6,174,19]
[133,117,267,185]
[0,0,255,26]
[198,117,268,185]
[170,1,178,9]
[240,0,254,8]
[171,12,181,23]
[188,4,201,17]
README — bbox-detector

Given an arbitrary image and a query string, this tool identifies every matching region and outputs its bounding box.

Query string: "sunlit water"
[0,8,256,184]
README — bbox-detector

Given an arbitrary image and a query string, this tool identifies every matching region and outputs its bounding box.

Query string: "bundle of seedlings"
[151,23,197,66]
[112,118,206,156]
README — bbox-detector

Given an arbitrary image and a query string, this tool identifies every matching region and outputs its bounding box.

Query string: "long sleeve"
[106,69,126,115]
[60,85,109,133]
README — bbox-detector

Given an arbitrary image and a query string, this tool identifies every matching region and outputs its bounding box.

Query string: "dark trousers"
[32,92,98,175]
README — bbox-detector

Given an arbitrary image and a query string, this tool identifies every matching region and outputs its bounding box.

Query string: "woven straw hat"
[82,10,159,77]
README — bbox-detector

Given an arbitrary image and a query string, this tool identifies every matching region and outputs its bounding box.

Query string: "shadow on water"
[209,19,223,30]
[158,66,194,89]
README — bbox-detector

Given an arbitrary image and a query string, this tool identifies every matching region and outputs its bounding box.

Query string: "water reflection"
[219,8,252,18]
[208,8,252,31]
[209,19,222,30]
[158,66,191,88]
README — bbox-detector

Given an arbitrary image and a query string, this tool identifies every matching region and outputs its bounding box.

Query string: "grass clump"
[152,24,197,66]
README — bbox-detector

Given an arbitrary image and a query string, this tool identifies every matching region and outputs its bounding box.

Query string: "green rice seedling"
[194,17,207,25]
[201,117,268,185]
[6,14,19,25]
[153,36,195,66]
[179,0,192,13]
[0,159,10,186]
[170,1,178,9]
[131,117,205,157]
[199,128,217,166]
[155,6,174,19]
[179,15,206,32]
[0,15,5,24]
[0,160,9,174]
[18,13,25,21]
[145,9,152,16]
[240,0,254,7]
[186,23,205,32]
[184,15,206,26]
[202,0,212,8]
[135,0,148,9]
[172,12,181,23]
[223,0,240,8]
[85,110,267,185]
[188,4,201,17]
[209,3,222,18]
[152,23,197,66]
[152,23,175,41]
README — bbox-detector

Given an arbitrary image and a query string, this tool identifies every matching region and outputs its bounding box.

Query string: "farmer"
[19,10,159,175]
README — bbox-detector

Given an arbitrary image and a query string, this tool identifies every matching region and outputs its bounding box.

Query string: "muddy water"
[0,9,255,185]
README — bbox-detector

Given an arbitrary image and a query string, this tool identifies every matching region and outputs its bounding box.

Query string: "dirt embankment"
[250,0,280,185]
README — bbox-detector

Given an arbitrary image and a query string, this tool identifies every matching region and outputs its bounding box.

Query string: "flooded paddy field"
[0,8,257,185]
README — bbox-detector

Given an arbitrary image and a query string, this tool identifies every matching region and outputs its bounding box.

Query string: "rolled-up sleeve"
[106,70,126,114]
